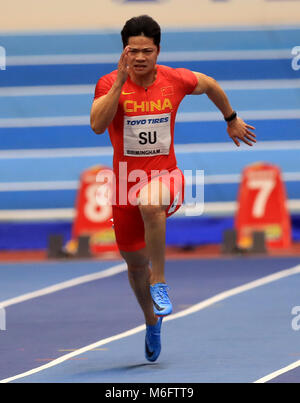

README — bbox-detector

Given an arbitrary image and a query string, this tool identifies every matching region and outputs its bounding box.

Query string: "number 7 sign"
[247,178,276,218]
[235,162,292,249]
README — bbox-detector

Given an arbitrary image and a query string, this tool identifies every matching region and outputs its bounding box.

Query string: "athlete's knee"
[139,204,166,223]
[120,249,150,273]
[127,264,150,279]
[127,261,150,279]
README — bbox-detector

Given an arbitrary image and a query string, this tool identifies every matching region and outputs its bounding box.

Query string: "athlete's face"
[126,36,159,77]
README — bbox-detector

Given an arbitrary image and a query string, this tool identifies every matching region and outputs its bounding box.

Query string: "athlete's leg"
[138,178,170,285]
[112,205,157,325]
[120,247,162,362]
[120,247,158,326]
[139,205,167,285]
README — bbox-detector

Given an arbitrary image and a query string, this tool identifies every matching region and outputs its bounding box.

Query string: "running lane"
[1,257,300,381]
[7,259,300,383]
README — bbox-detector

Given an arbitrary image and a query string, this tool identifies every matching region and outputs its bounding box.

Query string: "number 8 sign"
[69,165,118,254]
[235,162,292,249]
[84,183,112,223]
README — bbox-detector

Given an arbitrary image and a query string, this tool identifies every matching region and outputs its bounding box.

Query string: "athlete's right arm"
[90,46,130,134]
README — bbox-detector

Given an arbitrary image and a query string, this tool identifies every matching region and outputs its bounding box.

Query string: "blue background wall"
[1,12,300,249]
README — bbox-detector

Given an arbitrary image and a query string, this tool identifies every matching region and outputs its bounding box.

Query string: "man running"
[90,15,256,362]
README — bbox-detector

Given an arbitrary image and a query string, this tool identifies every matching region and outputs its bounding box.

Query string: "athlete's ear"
[157,45,160,56]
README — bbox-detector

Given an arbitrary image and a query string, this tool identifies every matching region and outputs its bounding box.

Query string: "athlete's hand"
[227,117,256,147]
[116,46,130,86]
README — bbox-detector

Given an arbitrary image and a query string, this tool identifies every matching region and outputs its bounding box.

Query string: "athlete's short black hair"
[121,15,161,49]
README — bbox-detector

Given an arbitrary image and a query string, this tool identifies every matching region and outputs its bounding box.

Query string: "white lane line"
[1,109,299,128]
[4,198,300,222]
[176,109,300,123]
[1,140,300,160]
[0,85,94,97]
[0,115,89,128]
[0,146,113,159]
[0,25,298,36]
[1,263,300,383]
[0,208,75,221]
[1,171,300,192]
[0,262,127,309]
[0,181,79,192]
[6,49,292,66]
[1,79,300,97]
[159,49,292,61]
[219,79,300,91]
[254,360,300,383]
[175,140,300,153]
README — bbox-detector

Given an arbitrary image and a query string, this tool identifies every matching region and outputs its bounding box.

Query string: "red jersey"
[94,64,197,178]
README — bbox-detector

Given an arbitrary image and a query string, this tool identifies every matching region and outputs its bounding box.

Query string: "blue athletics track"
[1,256,300,383]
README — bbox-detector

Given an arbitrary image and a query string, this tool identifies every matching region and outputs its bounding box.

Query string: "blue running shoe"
[145,317,163,362]
[150,283,172,316]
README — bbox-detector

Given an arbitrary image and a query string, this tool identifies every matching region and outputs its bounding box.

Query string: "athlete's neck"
[129,67,157,89]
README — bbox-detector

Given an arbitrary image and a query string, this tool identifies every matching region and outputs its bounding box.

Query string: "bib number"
[124,113,171,157]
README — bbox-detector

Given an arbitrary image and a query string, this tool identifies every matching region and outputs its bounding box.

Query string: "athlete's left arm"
[191,71,256,147]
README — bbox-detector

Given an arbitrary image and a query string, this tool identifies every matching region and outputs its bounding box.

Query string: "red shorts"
[112,167,185,252]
